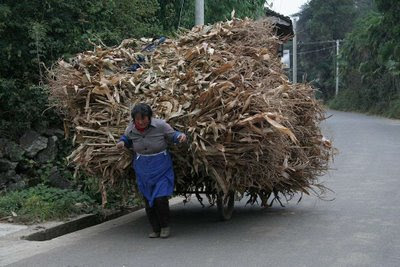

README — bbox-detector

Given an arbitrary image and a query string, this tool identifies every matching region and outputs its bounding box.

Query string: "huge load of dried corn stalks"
[49,18,333,207]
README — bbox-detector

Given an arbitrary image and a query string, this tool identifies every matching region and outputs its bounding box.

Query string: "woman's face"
[134,114,150,129]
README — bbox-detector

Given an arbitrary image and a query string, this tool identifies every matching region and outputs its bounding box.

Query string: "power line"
[297,45,336,55]
[293,28,307,35]
[298,40,344,46]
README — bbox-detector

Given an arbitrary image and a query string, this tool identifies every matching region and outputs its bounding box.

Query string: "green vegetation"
[0,185,98,223]
[0,81,59,139]
[295,0,399,118]
[0,0,161,139]
[295,0,357,100]
[332,1,400,118]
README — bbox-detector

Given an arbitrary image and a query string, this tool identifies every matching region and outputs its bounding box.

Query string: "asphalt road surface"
[4,110,400,267]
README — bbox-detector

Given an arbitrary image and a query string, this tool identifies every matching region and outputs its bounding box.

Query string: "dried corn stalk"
[48,18,334,207]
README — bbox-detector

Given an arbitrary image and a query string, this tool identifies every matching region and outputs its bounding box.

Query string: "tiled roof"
[265,8,294,38]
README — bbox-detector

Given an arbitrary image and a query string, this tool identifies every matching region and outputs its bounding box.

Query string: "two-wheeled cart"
[175,189,235,221]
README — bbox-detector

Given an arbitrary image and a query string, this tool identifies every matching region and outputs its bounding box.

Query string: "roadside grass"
[384,98,400,119]
[0,184,99,224]
[328,90,400,119]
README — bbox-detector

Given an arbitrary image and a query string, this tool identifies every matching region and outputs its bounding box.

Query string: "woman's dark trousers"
[144,196,170,232]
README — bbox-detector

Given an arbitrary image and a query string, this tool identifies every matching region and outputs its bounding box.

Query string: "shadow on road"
[103,198,326,242]
[164,200,321,239]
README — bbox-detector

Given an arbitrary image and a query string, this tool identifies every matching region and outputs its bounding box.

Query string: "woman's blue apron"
[133,150,174,207]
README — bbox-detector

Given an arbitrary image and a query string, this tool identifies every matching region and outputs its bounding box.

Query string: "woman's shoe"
[160,227,170,238]
[148,232,160,238]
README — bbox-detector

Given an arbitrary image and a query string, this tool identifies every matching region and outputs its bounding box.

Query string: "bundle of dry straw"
[49,18,333,206]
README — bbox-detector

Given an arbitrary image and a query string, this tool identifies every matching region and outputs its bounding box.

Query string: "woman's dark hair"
[131,103,153,121]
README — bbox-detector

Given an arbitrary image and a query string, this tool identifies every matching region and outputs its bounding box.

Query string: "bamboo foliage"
[49,18,333,206]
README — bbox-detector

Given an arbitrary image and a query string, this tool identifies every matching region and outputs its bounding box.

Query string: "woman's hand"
[116,141,125,149]
[177,133,187,143]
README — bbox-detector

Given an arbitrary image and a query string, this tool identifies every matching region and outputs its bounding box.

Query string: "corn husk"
[49,18,334,207]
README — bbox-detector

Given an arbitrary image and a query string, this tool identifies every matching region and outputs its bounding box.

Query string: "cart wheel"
[217,191,235,221]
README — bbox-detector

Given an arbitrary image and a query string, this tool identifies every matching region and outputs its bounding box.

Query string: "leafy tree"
[0,80,60,138]
[0,0,161,82]
[374,0,400,76]
[296,0,356,99]
[354,0,376,15]
[205,0,265,24]
[0,0,161,138]
[156,0,265,33]
[331,1,400,117]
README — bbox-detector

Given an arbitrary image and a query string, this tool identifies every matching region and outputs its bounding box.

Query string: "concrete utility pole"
[292,17,297,84]
[335,39,340,96]
[195,0,204,26]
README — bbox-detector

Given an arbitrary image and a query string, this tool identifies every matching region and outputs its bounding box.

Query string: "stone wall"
[0,129,71,191]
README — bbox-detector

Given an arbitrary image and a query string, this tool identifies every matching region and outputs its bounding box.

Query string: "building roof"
[264,8,294,39]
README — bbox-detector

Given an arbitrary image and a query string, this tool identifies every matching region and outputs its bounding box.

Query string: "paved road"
[4,110,400,267]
